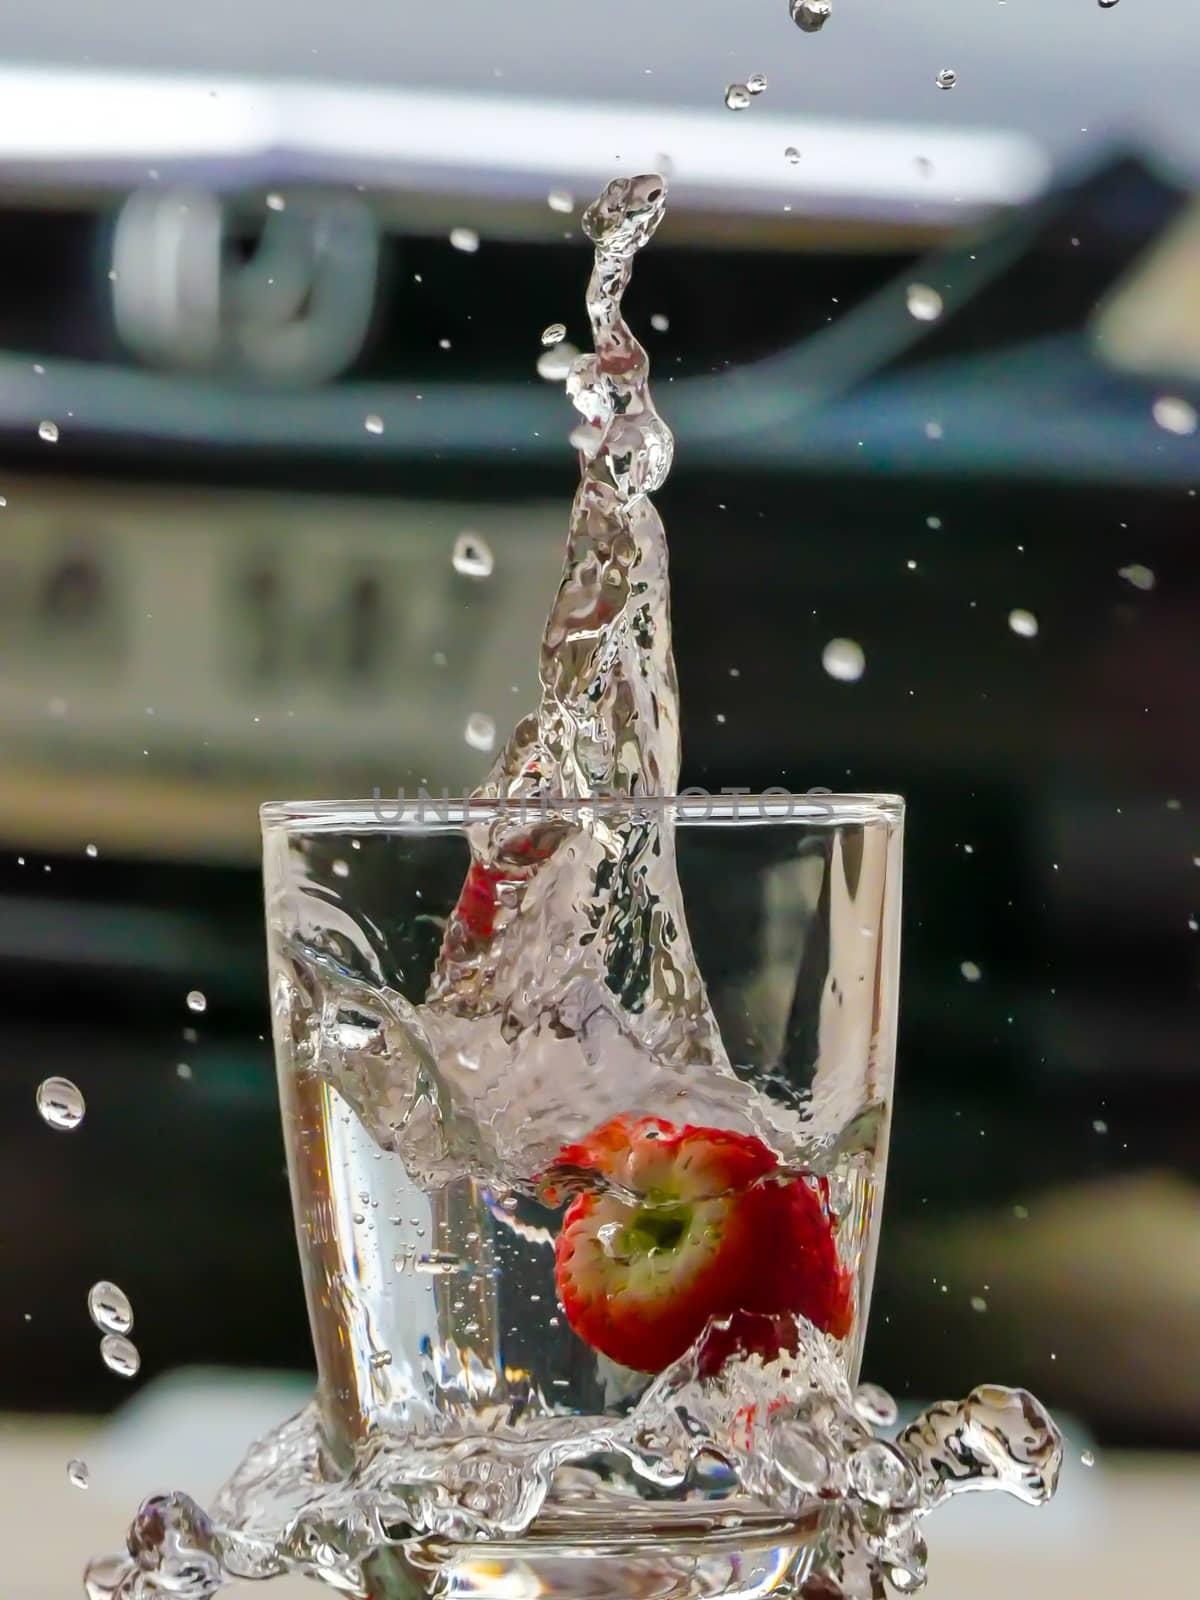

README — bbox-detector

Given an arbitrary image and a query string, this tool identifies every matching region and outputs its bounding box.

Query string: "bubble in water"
[1152,395,1196,435]
[537,343,579,382]
[266,193,285,212]
[650,312,670,332]
[936,68,958,90]
[464,712,496,752]
[38,419,59,443]
[541,323,567,346]
[1117,563,1155,591]
[822,638,866,682]
[785,146,801,164]
[449,227,480,254]
[1081,1448,1096,1467]
[88,1280,134,1336]
[363,414,385,436]
[961,960,982,981]
[1008,608,1039,638]
[906,283,944,322]
[452,531,495,579]
[99,1334,140,1379]
[186,989,207,1014]
[853,1381,900,1428]
[746,73,768,95]
[36,1076,85,1131]
[725,83,752,110]
[791,0,833,31]
[547,190,574,214]
[67,1457,89,1489]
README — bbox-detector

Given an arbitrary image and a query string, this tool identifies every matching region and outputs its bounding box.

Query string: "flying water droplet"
[961,960,982,982]
[99,1334,140,1379]
[547,190,574,214]
[1008,608,1039,638]
[67,1458,89,1489]
[331,860,350,880]
[970,1295,989,1313]
[36,1076,85,1130]
[936,68,958,90]
[85,843,99,858]
[88,1281,134,1336]
[849,1441,919,1509]
[822,638,866,682]
[1097,0,1119,8]
[1080,1448,1096,1467]
[650,312,670,332]
[1152,395,1196,436]
[265,193,285,212]
[38,419,59,443]
[452,531,495,579]
[906,283,944,322]
[363,414,385,436]
[725,84,752,111]
[791,0,833,32]
[537,343,579,382]
[541,323,567,346]
[449,227,480,254]
[785,146,801,164]
[1118,563,1155,591]
[746,73,768,95]
[853,1381,900,1428]
[186,989,207,1014]
[464,712,496,752]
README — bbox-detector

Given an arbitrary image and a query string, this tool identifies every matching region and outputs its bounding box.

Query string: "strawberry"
[551,1115,853,1375]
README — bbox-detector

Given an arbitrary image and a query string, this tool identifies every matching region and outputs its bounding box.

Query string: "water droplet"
[331,859,350,879]
[1097,0,1119,8]
[650,312,670,332]
[849,1441,919,1509]
[785,146,801,164]
[266,193,285,211]
[970,1294,989,1313]
[1081,1448,1096,1467]
[926,515,942,529]
[822,638,866,682]
[36,1076,85,1131]
[537,343,579,382]
[85,843,98,858]
[452,531,495,579]
[363,414,385,436]
[88,1281,134,1336]
[176,1062,193,1080]
[1117,563,1155,591]
[541,323,567,346]
[547,190,574,214]
[853,1381,899,1427]
[464,712,496,752]
[1151,395,1196,436]
[38,419,59,443]
[746,73,768,95]
[960,960,982,982]
[725,83,752,111]
[1092,1118,1109,1135]
[186,989,207,1014]
[791,0,833,31]
[925,420,944,440]
[906,283,944,322]
[449,227,480,254]
[1008,608,1039,638]
[67,1458,89,1489]
[99,1334,140,1379]
[936,68,958,90]
[369,1349,393,1368]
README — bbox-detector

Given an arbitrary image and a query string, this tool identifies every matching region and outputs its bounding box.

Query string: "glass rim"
[261,792,905,835]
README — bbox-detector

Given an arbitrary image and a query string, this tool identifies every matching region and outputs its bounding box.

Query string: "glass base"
[362,1507,837,1598]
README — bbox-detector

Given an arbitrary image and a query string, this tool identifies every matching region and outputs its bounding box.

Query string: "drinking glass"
[262,793,904,1599]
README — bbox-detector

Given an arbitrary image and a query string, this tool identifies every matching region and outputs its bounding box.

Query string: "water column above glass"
[262,791,904,1597]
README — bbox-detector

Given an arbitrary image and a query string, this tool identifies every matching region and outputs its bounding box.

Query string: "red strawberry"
[551,1115,853,1375]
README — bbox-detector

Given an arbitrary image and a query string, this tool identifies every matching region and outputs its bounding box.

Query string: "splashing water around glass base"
[89,175,1060,1600]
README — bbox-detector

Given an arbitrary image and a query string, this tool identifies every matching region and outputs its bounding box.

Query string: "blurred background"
[2,2,1198,1595]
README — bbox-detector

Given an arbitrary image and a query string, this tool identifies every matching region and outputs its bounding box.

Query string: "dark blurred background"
[2,4,1198,1594]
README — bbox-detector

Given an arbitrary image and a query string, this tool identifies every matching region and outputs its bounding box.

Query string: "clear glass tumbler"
[262,793,904,1599]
